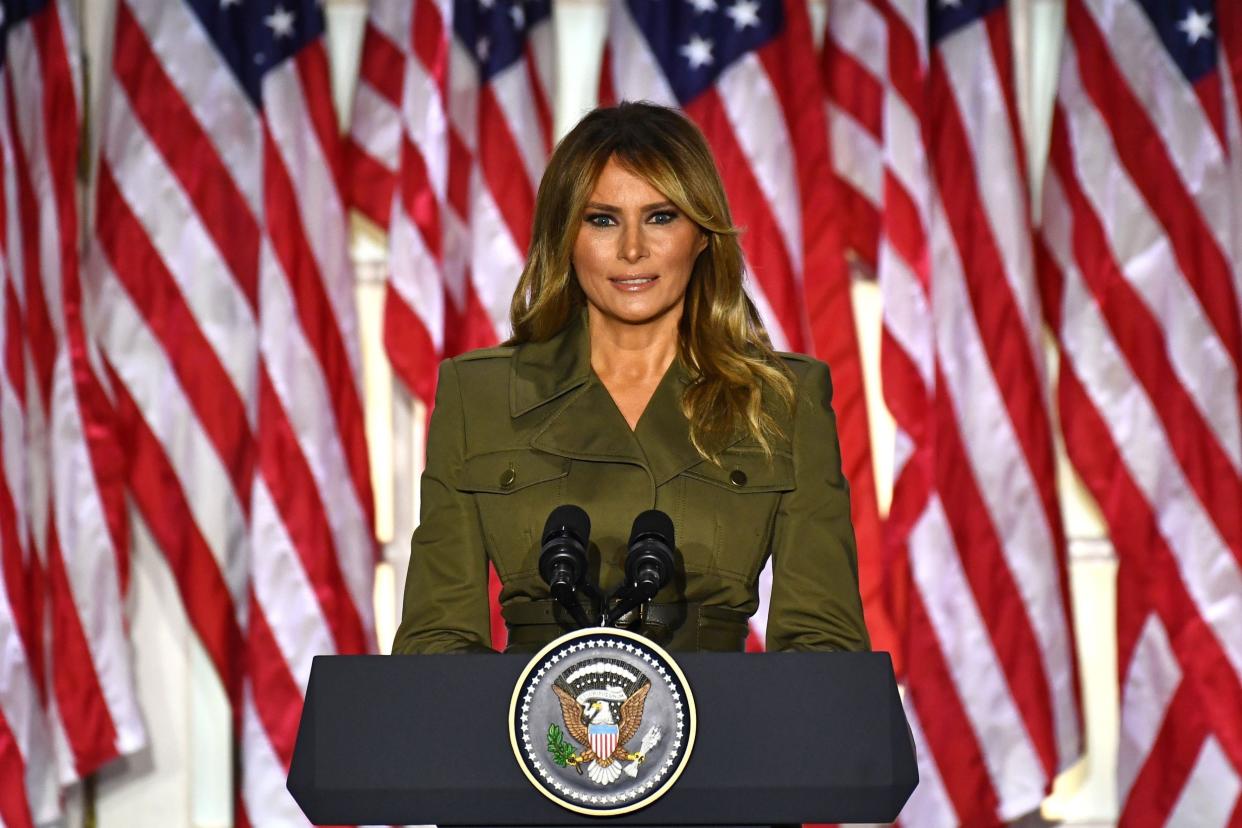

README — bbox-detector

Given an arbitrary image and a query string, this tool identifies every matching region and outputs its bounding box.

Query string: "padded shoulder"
[448,347,514,399]
[776,350,820,368]
[455,345,517,362]
[776,351,831,387]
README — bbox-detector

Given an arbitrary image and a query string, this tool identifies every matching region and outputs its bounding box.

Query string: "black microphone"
[606,510,675,625]
[539,505,592,628]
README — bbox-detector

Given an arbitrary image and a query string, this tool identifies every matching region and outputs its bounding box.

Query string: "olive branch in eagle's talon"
[546,723,582,770]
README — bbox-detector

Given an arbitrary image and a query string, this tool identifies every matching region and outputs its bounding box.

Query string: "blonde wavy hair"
[507,101,795,462]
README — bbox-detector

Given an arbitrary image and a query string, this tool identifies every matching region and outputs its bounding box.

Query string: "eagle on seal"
[553,676,651,785]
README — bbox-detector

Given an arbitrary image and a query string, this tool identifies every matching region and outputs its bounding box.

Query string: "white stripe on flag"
[716,54,803,275]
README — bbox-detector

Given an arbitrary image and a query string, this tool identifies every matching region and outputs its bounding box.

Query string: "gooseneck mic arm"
[538,505,593,629]
[606,509,675,626]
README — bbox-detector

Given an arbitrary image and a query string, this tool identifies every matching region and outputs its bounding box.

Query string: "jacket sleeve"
[392,359,493,654]
[765,359,871,652]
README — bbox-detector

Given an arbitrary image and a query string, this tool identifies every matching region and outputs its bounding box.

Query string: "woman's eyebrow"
[585,200,676,212]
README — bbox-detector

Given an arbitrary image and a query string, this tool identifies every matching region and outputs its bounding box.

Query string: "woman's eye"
[649,211,677,225]
[585,213,616,227]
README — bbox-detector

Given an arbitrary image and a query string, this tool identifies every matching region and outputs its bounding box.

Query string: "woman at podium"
[393,102,869,656]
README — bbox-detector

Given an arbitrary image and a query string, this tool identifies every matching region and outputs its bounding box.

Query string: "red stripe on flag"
[255,368,368,654]
[1055,363,1242,773]
[0,707,34,828]
[261,128,376,536]
[357,23,404,108]
[446,127,472,221]
[524,43,553,152]
[1119,682,1208,827]
[244,599,305,769]
[927,53,1064,542]
[293,44,346,189]
[398,134,444,261]
[984,13,1030,196]
[882,8,922,120]
[878,344,930,457]
[489,563,507,652]
[477,85,536,256]
[5,94,55,407]
[933,375,1060,777]
[345,140,396,228]
[46,531,120,775]
[0,440,44,708]
[1222,2,1242,129]
[41,4,131,587]
[382,287,439,404]
[822,45,883,139]
[94,163,255,509]
[906,587,1000,822]
[1191,72,1227,150]
[1,282,23,406]
[685,89,804,349]
[881,172,927,290]
[1047,113,1242,565]
[106,359,244,708]
[1066,2,1242,375]
[832,184,881,272]
[63,343,130,588]
[113,2,260,310]
[444,271,501,358]
[413,0,449,95]
[598,47,616,108]
[765,10,887,661]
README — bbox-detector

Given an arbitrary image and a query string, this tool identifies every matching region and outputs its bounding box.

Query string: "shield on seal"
[589,722,619,759]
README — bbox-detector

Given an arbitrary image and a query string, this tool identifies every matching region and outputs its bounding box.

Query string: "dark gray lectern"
[287,652,917,826]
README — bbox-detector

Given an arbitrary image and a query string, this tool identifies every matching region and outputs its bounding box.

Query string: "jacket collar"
[512,310,708,484]
[509,309,594,418]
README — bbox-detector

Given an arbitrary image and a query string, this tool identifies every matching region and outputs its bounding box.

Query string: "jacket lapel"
[514,311,645,466]
[512,310,709,482]
[509,312,593,418]
[633,358,709,485]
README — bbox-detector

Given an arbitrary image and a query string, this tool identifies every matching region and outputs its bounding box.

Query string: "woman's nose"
[618,223,648,263]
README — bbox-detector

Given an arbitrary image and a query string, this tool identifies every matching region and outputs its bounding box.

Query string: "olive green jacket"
[393,313,870,654]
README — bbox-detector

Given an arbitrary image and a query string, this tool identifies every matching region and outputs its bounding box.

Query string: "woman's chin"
[590,297,683,328]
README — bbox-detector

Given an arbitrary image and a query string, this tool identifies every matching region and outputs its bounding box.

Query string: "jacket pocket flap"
[457,450,569,494]
[682,451,794,493]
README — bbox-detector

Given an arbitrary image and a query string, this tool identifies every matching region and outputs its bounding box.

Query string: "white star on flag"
[687,0,718,11]
[510,4,525,28]
[940,0,962,7]
[220,0,240,7]
[264,5,295,38]
[726,0,760,30]
[680,33,714,69]
[478,35,490,60]
[1177,8,1213,44]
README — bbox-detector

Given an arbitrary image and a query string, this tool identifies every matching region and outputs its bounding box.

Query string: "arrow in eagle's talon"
[622,725,663,777]
[621,753,645,778]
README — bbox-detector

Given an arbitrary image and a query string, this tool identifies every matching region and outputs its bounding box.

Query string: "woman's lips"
[608,274,659,292]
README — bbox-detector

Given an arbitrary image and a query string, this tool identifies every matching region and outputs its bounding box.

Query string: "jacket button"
[499,468,517,489]
[729,469,747,487]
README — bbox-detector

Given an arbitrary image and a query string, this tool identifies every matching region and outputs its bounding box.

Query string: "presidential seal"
[508,627,696,816]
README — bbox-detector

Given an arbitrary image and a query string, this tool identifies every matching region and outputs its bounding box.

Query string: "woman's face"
[572,158,707,328]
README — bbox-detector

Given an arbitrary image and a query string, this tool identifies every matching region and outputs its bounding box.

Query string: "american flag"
[847,0,1084,822]
[347,0,555,649]
[1039,0,1242,823]
[821,0,885,273]
[1,1,145,824]
[600,0,892,656]
[348,0,554,397]
[87,1,375,825]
